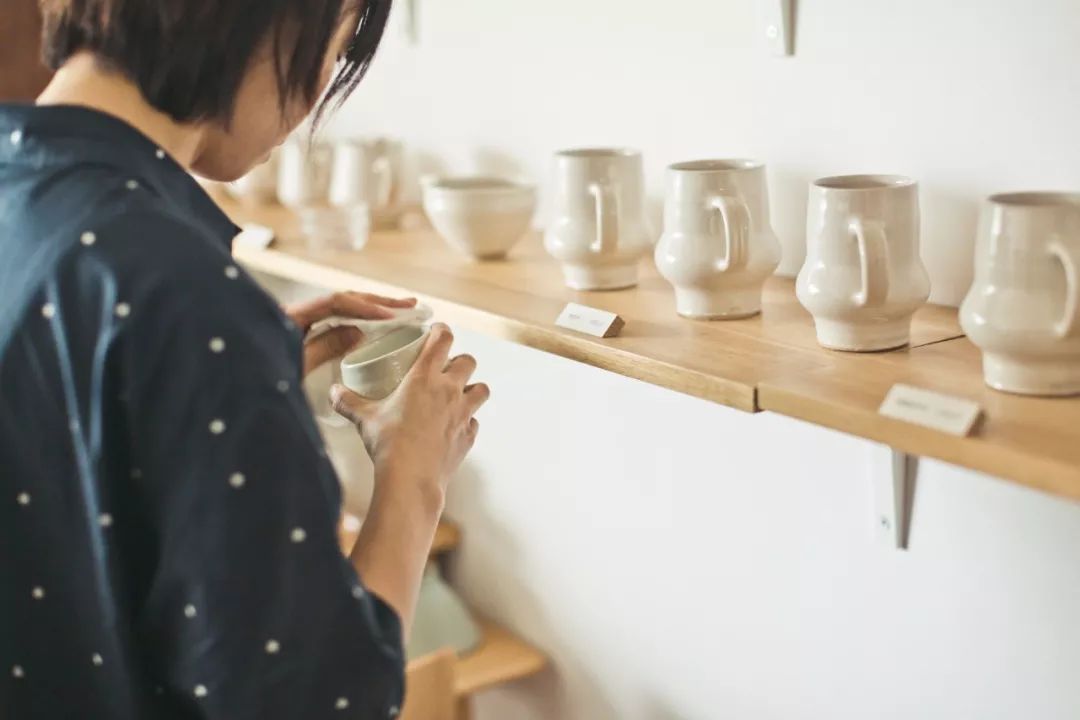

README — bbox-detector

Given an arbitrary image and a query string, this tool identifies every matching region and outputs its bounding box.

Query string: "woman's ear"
[0,0,54,101]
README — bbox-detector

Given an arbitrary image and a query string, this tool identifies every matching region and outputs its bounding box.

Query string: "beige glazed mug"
[654,159,781,319]
[960,192,1080,396]
[797,174,930,351]
[545,148,654,290]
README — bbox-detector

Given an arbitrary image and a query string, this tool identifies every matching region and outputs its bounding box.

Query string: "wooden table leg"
[455,697,472,720]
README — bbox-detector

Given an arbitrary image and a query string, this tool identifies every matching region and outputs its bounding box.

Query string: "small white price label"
[879,384,983,437]
[555,303,624,338]
[234,223,275,250]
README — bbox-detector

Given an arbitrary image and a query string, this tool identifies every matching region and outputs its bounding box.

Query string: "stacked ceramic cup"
[277,139,364,250]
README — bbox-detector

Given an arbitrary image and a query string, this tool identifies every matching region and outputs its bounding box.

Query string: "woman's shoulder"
[88,203,296,340]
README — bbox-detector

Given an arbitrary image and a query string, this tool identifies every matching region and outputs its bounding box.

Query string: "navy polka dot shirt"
[0,104,404,719]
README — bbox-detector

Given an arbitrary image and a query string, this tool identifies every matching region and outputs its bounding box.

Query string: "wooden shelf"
[219,196,1080,500]
[759,338,1080,500]
[221,196,960,413]
[338,517,462,558]
[454,618,547,697]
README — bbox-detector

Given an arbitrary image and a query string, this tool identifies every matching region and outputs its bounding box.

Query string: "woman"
[0,1,489,718]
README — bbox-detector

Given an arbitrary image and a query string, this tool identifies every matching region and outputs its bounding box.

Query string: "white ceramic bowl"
[422,176,536,260]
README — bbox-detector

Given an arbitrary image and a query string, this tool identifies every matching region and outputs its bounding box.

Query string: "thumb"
[329,384,374,425]
[304,327,363,376]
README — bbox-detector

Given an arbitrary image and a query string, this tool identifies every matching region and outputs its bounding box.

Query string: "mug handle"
[849,218,890,308]
[373,156,394,208]
[588,181,619,255]
[709,195,750,272]
[1049,240,1080,339]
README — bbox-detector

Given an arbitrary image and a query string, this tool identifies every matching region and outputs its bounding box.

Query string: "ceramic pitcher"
[545,148,653,290]
[960,192,1080,395]
[655,159,781,319]
[329,137,403,227]
[277,139,332,208]
[797,174,930,351]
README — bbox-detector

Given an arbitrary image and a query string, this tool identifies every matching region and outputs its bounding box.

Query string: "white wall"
[328,0,1080,306]
[299,1,1080,717]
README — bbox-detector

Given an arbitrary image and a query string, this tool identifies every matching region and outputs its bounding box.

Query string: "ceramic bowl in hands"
[340,325,429,401]
[422,176,536,260]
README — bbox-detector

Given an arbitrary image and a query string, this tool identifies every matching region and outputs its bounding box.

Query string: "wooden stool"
[401,648,456,720]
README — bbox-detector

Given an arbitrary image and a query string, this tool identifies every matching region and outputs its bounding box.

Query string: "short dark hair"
[41,0,391,125]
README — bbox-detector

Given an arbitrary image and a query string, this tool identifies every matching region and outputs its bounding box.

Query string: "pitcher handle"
[373,156,394,209]
[588,181,619,255]
[850,218,890,308]
[1050,240,1080,338]
[709,195,750,272]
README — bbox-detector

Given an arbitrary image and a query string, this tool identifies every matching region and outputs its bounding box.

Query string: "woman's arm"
[332,325,489,631]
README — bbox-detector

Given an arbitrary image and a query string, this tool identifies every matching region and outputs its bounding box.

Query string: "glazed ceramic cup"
[277,139,332,208]
[545,148,654,290]
[422,176,536,260]
[655,159,782,319]
[797,174,930,351]
[340,325,429,400]
[960,192,1080,396]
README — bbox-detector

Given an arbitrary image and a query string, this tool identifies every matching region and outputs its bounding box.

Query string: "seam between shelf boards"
[908,332,967,350]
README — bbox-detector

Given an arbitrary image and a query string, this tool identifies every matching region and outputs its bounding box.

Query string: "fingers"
[443,354,477,386]
[360,293,418,309]
[287,291,417,331]
[304,326,363,375]
[330,384,375,425]
[463,383,491,416]
[467,417,480,440]
[416,323,454,371]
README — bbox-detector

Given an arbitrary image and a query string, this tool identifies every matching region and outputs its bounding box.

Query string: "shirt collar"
[0,103,239,247]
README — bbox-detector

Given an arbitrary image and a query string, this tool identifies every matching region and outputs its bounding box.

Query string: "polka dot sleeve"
[104,213,406,718]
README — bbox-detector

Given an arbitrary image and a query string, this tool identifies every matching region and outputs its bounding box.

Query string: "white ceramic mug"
[797,174,930,351]
[655,159,782,319]
[330,140,394,209]
[545,148,654,290]
[960,192,1080,396]
[277,139,332,208]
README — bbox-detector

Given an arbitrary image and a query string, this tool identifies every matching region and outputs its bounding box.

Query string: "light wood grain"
[222,196,962,413]
[759,338,1080,500]
[454,618,547,697]
[338,516,461,558]
[401,649,456,720]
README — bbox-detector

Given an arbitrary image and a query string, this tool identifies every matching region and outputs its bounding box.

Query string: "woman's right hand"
[329,323,490,511]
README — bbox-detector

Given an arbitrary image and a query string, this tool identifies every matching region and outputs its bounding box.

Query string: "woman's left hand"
[286,291,418,377]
